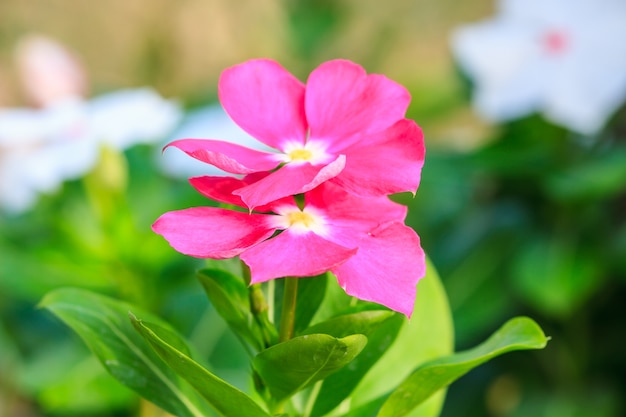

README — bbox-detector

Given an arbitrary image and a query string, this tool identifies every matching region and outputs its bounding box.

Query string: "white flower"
[87,88,181,150]
[157,104,272,179]
[0,90,181,213]
[451,0,626,134]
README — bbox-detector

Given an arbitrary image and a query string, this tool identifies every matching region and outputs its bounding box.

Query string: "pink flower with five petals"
[166,59,425,209]
[152,177,425,317]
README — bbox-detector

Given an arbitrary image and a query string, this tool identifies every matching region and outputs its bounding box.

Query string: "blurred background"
[1,0,625,416]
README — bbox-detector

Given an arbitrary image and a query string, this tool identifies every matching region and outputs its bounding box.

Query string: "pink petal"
[305,182,407,233]
[331,222,425,317]
[305,60,411,151]
[165,139,279,175]
[219,59,307,150]
[152,207,275,259]
[241,231,357,284]
[233,155,346,210]
[331,119,425,196]
[189,176,249,208]
[189,174,295,213]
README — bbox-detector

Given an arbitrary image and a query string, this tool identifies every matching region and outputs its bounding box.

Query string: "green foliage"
[38,252,550,417]
[378,317,549,416]
[292,274,329,334]
[512,235,603,318]
[545,146,626,201]
[131,314,272,417]
[40,288,211,417]
[253,333,367,404]
[197,268,268,351]
[306,311,403,417]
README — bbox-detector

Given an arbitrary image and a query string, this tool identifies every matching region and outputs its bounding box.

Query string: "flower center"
[542,30,568,55]
[272,206,328,235]
[281,140,332,165]
[288,149,313,162]
[286,210,315,228]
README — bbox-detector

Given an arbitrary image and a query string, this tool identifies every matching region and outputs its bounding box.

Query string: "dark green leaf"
[294,274,328,334]
[308,274,356,323]
[197,268,266,351]
[130,314,271,417]
[39,288,210,417]
[253,333,367,403]
[378,317,549,417]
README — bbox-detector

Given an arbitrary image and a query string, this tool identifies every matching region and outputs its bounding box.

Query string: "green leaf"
[378,317,549,417]
[253,333,367,403]
[130,314,272,417]
[304,311,403,417]
[293,273,328,334]
[343,256,454,417]
[0,242,114,301]
[39,288,210,417]
[512,235,603,319]
[545,147,626,201]
[301,310,396,338]
[16,339,136,414]
[197,268,266,351]
[309,274,357,323]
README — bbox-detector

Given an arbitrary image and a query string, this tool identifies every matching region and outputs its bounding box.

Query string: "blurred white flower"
[87,88,181,150]
[0,35,181,213]
[0,99,94,212]
[451,0,626,134]
[158,104,271,179]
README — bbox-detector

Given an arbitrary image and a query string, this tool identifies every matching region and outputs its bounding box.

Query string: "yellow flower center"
[288,149,313,162]
[286,211,315,228]
[271,206,328,235]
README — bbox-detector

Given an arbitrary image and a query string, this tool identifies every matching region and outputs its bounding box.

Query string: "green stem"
[242,260,278,347]
[279,277,299,343]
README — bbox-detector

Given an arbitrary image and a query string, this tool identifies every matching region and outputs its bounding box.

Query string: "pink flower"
[166,59,424,210]
[153,178,425,317]
[15,34,87,107]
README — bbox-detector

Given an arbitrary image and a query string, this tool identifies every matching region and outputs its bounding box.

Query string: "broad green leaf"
[341,256,454,417]
[301,310,396,338]
[197,268,266,351]
[40,288,209,417]
[303,311,403,417]
[130,314,272,417]
[378,317,549,417]
[253,333,367,403]
[334,397,387,417]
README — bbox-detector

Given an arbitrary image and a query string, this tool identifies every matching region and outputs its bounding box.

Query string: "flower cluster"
[154,59,426,316]
[451,0,626,134]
